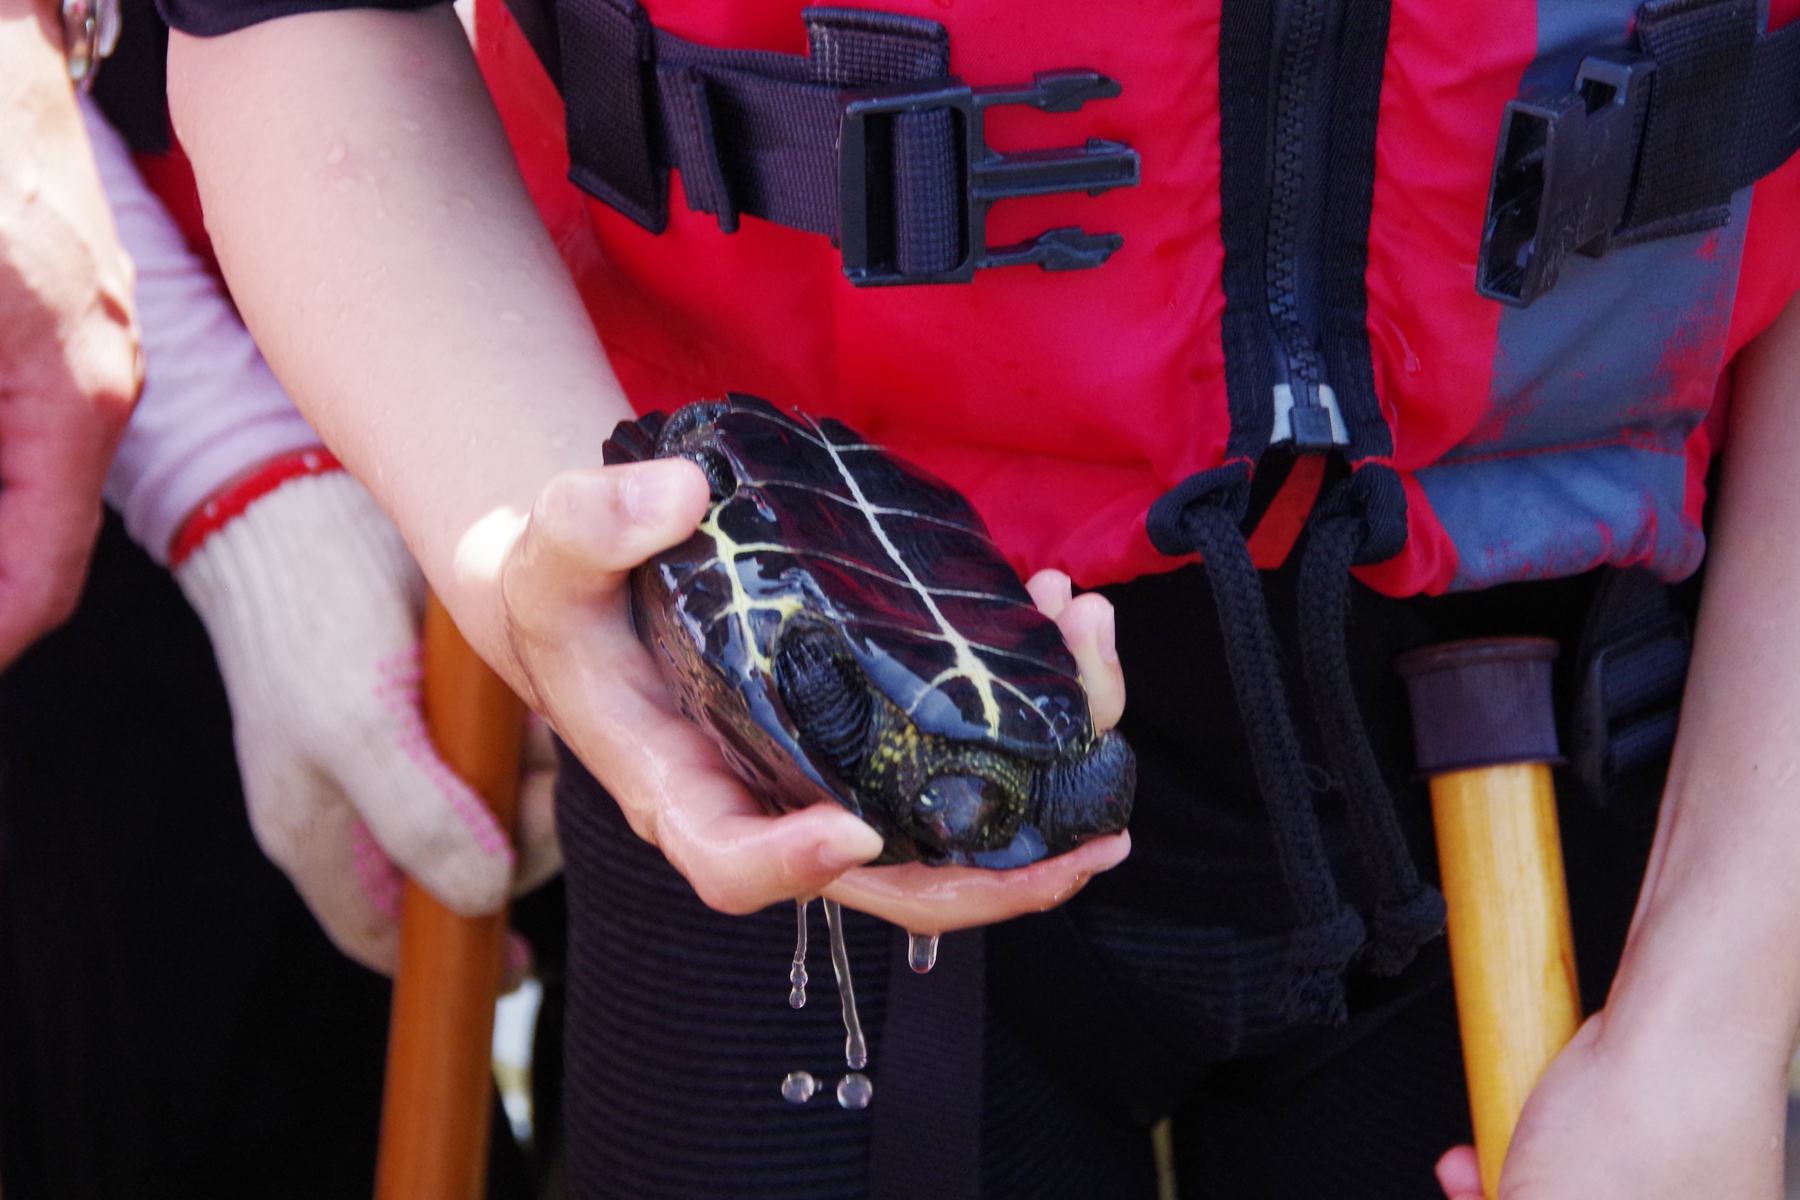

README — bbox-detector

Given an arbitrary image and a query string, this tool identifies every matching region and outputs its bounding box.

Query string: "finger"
[823,831,1130,933]
[1053,592,1125,730]
[338,710,517,919]
[1434,1145,1482,1199]
[241,769,401,973]
[1026,568,1073,620]
[614,748,887,913]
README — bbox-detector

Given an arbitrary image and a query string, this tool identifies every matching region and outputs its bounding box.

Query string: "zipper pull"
[1272,379,1349,452]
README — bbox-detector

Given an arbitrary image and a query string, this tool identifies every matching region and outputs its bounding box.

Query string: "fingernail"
[1091,833,1131,872]
[1099,606,1119,664]
[623,460,688,526]
[816,824,885,874]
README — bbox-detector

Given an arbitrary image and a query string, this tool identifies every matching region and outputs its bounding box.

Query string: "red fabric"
[478,0,1224,590]
[132,130,222,280]
[1245,455,1326,570]
[476,0,1800,597]
[168,448,342,568]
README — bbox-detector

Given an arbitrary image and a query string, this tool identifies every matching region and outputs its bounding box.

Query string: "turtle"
[602,394,1135,868]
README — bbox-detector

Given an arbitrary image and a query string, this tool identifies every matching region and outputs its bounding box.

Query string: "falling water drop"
[836,1073,874,1110]
[789,899,810,1009]
[906,932,940,974]
[781,1071,817,1104]
[822,899,868,1070]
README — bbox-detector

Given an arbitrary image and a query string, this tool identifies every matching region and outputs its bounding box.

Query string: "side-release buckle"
[838,70,1141,286]
[1477,53,1654,307]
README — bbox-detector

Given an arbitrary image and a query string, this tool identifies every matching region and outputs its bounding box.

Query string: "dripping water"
[789,899,810,1008]
[906,931,939,974]
[837,1073,873,1110]
[781,1071,817,1104]
[823,899,869,1071]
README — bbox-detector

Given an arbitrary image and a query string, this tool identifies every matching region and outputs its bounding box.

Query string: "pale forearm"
[167,7,628,687]
[1604,294,1800,1088]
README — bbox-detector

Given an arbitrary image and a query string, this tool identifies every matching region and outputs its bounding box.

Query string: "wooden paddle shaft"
[1395,637,1581,1200]
[1431,762,1581,1198]
[375,594,528,1200]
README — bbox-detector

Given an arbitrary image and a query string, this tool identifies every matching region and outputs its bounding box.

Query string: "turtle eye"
[917,774,1001,843]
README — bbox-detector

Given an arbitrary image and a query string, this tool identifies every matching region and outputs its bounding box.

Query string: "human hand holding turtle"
[500,401,1130,932]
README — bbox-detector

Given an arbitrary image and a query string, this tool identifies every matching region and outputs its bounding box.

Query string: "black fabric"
[868,928,984,1200]
[1213,0,1281,468]
[1316,0,1393,462]
[90,0,171,153]
[552,561,1656,1198]
[0,515,397,1200]
[154,0,436,38]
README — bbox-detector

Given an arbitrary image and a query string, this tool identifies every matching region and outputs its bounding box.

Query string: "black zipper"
[1265,0,1346,454]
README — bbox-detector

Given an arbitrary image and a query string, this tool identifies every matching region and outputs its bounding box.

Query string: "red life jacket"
[473,0,1800,597]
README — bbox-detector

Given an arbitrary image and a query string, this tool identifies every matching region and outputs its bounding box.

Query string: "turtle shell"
[605,395,1117,861]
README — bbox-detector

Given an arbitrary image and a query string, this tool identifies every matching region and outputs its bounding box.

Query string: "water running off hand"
[822,899,868,1072]
[906,932,939,974]
[789,899,810,1008]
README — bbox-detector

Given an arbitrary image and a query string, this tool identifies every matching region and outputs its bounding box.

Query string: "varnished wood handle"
[375,593,528,1200]
[1431,762,1582,1199]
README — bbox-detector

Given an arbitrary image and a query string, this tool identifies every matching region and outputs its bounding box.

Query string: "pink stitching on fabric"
[352,819,405,919]
[374,642,515,862]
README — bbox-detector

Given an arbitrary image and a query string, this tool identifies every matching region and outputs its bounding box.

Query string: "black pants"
[0,515,390,1200]
[555,562,1659,1200]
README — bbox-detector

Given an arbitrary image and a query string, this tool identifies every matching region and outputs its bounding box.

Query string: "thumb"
[503,459,711,617]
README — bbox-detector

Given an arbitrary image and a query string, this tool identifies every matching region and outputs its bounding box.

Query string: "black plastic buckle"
[838,70,1140,286]
[1477,52,1654,307]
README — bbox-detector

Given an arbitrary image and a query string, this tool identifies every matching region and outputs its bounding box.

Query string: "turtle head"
[773,621,1132,866]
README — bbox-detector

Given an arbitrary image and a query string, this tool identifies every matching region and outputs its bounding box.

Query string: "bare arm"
[1437,294,1800,1199]
[168,8,1128,928]
[0,0,140,663]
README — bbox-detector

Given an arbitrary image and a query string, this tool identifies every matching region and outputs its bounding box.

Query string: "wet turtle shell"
[604,395,1134,867]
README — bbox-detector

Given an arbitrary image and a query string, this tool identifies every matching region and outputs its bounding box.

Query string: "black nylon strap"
[1481,0,1800,304]
[559,0,665,231]
[1622,0,1761,238]
[554,1,951,243]
[869,927,983,1200]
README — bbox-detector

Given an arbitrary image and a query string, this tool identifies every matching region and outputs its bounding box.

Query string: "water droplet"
[822,899,868,1070]
[836,1073,873,1109]
[781,1071,817,1104]
[789,898,810,1009]
[907,932,939,974]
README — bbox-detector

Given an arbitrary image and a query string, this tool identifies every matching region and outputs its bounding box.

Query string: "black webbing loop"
[1572,567,1691,826]
[1479,0,1800,304]
[557,3,951,239]
[559,0,665,231]
[1297,470,1444,977]
[1624,0,1760,236]
[1148,462,1364,1025]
